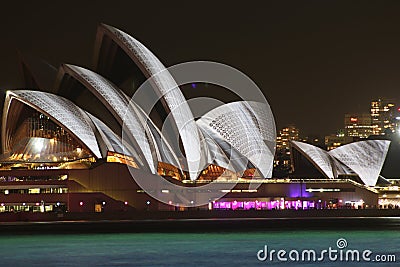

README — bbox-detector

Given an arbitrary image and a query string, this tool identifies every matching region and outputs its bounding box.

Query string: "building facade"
[370,98,398,135]
[344,113,374,139]
[324,131,353,151]
[274,125,300,177]
[0,25,387,215]
[0,24,280,213]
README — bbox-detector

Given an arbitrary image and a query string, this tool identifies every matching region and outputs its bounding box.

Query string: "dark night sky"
[1,1,400,137]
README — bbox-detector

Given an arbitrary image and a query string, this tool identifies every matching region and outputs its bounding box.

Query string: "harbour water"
[0,219,399,266]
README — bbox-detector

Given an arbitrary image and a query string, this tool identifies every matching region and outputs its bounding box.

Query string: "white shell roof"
[6,90,102,158]
[142,114,182,169]
[197,101,276,178]
[291,141,335,179]
[86,112,143,164]
[61,64,157,173]
[291,140,391,186]
[103,25,205,180]
[329,140,390,186]
[198,125,254,173]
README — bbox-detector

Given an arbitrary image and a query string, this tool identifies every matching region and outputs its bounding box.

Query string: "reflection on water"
[0,228,399,266]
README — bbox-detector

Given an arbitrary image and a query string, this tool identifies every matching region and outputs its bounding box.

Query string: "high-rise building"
[274,125,299,177]
[324,130,353,151]
[370,98,397,135]
[344,113,374,138]
[276,124,299,151]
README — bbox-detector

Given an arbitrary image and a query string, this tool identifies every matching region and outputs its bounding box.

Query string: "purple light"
[191,83,197,89]
[211,200,317,211]
[232,201,239,210]
[288,183,312,198]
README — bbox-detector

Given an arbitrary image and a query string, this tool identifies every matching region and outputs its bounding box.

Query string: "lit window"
[28,188,40,194]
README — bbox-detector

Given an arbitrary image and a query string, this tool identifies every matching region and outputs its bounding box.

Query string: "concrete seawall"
[1,209,400,234]
[1,208,400,222]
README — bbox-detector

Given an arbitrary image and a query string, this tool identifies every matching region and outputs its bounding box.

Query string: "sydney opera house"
[0,24,392,214]
[290,140,391,187]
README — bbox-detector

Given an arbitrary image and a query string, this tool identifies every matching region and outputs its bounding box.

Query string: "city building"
[301,135,324,148]
[377,179,400,209]
[344,113,374,139]
[324,131,353,151]
[276,125,299,151]
[370,98,398,135]
[274,125,299,177]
